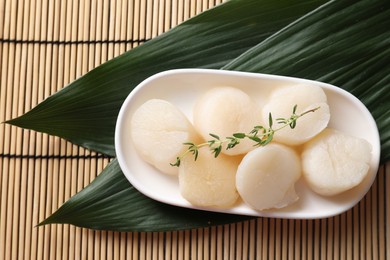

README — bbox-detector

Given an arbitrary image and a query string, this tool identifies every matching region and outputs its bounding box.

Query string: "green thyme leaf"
[233,133,246,139]
[172,105,318,166]
[209,133,220,140]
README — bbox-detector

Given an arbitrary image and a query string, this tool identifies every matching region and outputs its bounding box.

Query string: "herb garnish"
[171,105,320,167]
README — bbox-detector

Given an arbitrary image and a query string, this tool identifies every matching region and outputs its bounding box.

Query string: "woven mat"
[0,0,388,259]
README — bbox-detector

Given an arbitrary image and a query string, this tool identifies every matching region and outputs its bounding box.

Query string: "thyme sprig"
[170,105,320,167]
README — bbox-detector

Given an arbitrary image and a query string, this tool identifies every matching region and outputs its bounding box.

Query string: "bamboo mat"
[0,0,388,259]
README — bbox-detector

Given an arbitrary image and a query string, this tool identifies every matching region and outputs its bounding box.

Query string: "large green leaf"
[40,159,252,231]
[6,0,327,157]
[40,0,390,232]
[224,0,390,162]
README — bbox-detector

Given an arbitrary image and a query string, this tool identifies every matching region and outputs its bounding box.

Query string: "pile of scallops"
[130,84,372,211]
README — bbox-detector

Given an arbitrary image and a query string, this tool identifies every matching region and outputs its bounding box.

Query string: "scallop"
[193,86,262,155]
[178,147,240,208]
[236,143,301,211]
[262,84,330,146]
[130,99,201,175]
[301,128,371,196]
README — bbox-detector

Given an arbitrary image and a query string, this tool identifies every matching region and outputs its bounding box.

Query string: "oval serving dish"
[115,69,380,219]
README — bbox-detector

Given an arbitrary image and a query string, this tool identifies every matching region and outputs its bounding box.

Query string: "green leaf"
[261,133,274,146]
[232,133,246,139]
[292,105,298,114]
[209,133,220,140]
[248,136,262,143]
[40,159,252,232]
[268,113,273,128]
[214,146,222,157]
[224,0,390,162]
[5,0,327,157]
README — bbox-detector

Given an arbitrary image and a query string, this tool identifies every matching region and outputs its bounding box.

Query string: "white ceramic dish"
[115,69,380,219]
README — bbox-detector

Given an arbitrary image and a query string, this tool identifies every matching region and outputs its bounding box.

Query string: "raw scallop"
[302,128,371,196]
[262,84,330,145]
[130,99,201,175]
[193,87,262,155]
[179,147,240,208]
[236,143,301,210]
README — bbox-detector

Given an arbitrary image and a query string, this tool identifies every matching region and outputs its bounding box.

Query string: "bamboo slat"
[0,0,389,259]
